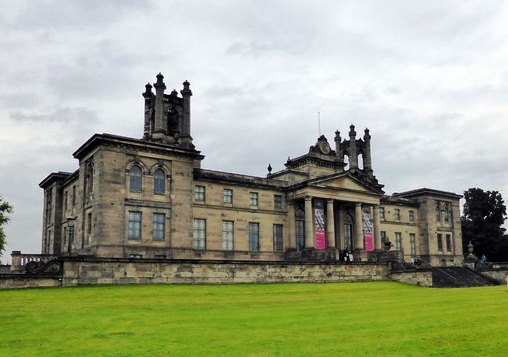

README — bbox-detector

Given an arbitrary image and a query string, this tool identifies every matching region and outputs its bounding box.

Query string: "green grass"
[1,282,507,356]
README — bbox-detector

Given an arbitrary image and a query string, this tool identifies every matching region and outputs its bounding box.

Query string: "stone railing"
[10,251,58,273]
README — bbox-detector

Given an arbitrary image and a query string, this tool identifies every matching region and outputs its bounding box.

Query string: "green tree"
[461,188,507,261]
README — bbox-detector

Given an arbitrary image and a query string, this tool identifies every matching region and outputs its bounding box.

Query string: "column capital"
[327,198,334,204]
[304,196,312,201]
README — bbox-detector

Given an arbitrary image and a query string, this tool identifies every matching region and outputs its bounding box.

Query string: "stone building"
[39,74,463,267]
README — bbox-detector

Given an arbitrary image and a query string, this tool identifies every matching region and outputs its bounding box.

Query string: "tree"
[461,188,507,261]
[0,197,14,260]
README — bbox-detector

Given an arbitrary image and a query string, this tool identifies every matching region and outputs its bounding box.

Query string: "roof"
[39,171,73,188]
[194,169,287,189]
[393,188,462,200]
[73,133,204,160]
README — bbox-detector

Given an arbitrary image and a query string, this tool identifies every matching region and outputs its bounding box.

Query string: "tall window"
[395,232,402,250]
[380,231,387,245]
[223,189,233,204]
[195,186,205,201]
[445,234,452,252]
[153,213,165,240]
[410,233,416,255]
[153,169,165,195]
[436,203,441,222]
[128,211,142,239]
[274,195,282,210]
[72,186,76,206]
[444,204,450,222]
[46,190,52,221]
[248,222,259,251]
[87,212,92,236]
[437,233,443,253]
[222,220,234,250]
[394,209,401,221]
[273,224,283,252]
[193,219,206,249]
[86,162,94,197]
[379,207,385,220]
[249,192,259,207]
[64,191,68,212]
[129,166,142,192]
[409,210,415,222]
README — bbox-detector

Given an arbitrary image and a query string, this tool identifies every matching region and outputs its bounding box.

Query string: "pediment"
[308,173,382,195]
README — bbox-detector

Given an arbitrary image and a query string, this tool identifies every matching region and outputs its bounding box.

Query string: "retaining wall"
[61,258,389,286]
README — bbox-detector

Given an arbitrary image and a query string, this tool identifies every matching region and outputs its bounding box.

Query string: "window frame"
[409,233,416,255]
[222,220,234,251]
[193,218,206,250]
[223,188,233,204]
[409,210,415,222]
[379,207,385,220]
[394,208,401,221]
[153,168,165,195]
[395,232,402,250]
[128,211,142,240]
[273,224,283,252]
[152,213,165,241]
[437,233,443,253]
[248,222,260,251]
[249,192,259,207]
[274,195,283,210]
[195,185,206,202]
[129,166,143,193]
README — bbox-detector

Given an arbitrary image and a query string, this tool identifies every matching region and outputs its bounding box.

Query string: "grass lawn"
[1,282,507,356]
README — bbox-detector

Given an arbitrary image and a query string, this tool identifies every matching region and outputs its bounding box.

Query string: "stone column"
[354,202,363,250]
[373,204,381,250]
[338,207,345,251]
[287,201,295,249]
[304,196,313,248]
[326,199,335,248]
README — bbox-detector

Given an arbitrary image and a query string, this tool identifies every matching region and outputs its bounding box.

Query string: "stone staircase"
[431,267,499,288]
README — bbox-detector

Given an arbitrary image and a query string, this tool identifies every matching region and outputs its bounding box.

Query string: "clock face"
[318,141,331,154]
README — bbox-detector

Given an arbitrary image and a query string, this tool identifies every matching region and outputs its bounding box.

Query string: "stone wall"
[477,269,508,284]
[62,258,389,286]
[0,274,61,289]
[390,270,433,287]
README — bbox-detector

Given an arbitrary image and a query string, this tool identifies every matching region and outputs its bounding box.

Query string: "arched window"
[153,168,165,194]
[129,166,142,192]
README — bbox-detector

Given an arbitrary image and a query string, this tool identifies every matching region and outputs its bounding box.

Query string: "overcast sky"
[1,0,508,262]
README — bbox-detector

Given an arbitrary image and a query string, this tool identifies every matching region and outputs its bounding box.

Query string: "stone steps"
[431,267,498,288]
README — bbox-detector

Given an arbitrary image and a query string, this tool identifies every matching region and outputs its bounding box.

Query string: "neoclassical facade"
[40,74,463,267]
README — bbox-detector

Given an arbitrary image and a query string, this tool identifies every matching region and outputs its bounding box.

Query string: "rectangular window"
[248,222,259,251]
[394,209,400,221]
[72,186,76,206]
[409,210,414,222]
[87,212,92,236]
[380,231,387,245]
[446,234,452,252]
[274,195,283,210]
[64,191,68,212]
[128,211,142,240]
[395,232,402,250]
[437,233,443,253]
[153,213,165,240]
[273,224,283,252]
[250,192,259,207]
[195,186,205,201]
[379,207,385,220]
[223,189,233,204]
[410,233,416,255]
[193,219,206,249]
[222,220,234,251]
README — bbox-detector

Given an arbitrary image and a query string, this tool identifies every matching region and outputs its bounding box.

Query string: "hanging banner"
[314,200,326,250]
[363,206,374,252]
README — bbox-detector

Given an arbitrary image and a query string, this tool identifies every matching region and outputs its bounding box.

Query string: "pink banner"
[364,232,374,252]
[315,230,326,250]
